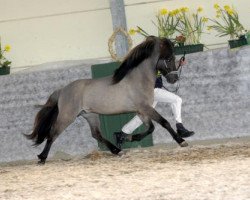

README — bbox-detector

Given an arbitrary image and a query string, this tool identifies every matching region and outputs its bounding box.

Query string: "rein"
[162,52,186,93]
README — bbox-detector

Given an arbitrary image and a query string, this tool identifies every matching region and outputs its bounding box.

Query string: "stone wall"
[0,46,249,162]
[0,59,106,163]
[154,46,250,143]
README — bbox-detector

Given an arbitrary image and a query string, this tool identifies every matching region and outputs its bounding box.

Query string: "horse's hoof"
[37,159,46,165]
[179,141,188,147]
[110,146,121,155]
[37,154,46,165]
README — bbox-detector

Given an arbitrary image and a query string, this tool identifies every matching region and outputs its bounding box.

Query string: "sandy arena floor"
[1,137,250,200]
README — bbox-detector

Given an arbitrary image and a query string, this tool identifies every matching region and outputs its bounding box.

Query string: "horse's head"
[156,38,178,84]
[112,36,178,84]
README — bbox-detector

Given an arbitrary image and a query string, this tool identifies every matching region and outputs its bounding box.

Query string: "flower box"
[0,66,10,75]
[174,44,204,55]
[228,36,248,49]
[246,32,250,45]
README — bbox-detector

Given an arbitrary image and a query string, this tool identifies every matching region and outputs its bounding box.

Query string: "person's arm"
[175,59,187,70]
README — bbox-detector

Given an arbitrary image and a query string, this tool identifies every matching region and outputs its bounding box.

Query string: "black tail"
[25,90,60,146]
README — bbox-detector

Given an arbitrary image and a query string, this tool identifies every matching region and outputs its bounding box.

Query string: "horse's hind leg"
[37,112,78,164]
[83,113,121,154]
[37,139,53,164]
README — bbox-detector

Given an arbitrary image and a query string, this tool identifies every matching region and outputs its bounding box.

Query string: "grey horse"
[25,36,187,164]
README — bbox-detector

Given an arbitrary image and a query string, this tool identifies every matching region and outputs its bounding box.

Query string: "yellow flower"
[159,8,168,16]
[214,3,220,10]
[197,7,203,13]
[129,28,137,36]
[180,7,189,13]
[4,45,11,52]
[226,8,234,16]
[172,9,180,15]
[169,11,174,16]
[202,17,208,23]
[224,5,231,11]
[169,9,180,16]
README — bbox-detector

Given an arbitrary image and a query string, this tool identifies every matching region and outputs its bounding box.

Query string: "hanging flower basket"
[0,66,10,75]
[174,43,204,55]
[228,35,248,49]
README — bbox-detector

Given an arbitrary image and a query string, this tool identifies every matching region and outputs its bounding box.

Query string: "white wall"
[0,0,249,72]
[0,0,112,71]
[125,0,250,47]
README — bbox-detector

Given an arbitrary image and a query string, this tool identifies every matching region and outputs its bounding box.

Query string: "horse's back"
[57,77,132,114]
[82,77,135,114]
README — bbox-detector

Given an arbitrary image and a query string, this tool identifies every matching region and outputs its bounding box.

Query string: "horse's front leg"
[141,106,188,147]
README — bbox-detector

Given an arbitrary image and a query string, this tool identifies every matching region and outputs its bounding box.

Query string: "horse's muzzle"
[165,72,179,84]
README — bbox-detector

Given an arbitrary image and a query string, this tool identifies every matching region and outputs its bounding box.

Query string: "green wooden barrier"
[91,62,153,150]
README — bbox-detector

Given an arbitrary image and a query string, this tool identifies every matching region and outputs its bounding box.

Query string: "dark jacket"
[155,74,163,88]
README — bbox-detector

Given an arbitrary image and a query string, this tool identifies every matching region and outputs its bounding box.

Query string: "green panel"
[91,62,153,150]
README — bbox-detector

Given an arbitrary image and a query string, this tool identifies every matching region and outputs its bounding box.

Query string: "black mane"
[112,38,156,84]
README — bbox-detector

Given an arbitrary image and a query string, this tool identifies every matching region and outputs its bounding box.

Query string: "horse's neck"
[141,59,157,82]
[125,58,157,89]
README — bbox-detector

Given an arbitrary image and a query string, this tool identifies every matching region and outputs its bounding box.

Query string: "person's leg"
[154,88,182,123]
[122,101,158,134]
[154,88,194,138]
[114,101,158,149]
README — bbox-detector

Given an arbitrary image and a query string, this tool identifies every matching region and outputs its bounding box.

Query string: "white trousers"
[122,88,182,134]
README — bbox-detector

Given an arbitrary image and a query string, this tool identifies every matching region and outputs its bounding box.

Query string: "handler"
[114,58,195,149]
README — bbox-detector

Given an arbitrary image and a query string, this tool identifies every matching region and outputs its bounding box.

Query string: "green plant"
[154,8,180,38]
[0,38,11,68]
[129,26,149,37]
[208,4,246,40]
[129,6,207,46]
[175,6,208,44]
[128,8,180,39]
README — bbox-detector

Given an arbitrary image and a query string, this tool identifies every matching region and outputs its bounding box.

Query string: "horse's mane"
[112,37,156,84]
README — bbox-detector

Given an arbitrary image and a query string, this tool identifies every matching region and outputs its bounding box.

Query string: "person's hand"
[179,59,187,66]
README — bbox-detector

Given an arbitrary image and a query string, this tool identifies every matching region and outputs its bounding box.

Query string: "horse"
[25,36,187,164]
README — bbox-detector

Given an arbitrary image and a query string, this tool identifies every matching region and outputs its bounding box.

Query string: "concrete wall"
[0,0,250,71]
[0,46,249,163]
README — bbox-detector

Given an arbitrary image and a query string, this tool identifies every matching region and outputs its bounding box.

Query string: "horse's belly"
[84,96,135,114]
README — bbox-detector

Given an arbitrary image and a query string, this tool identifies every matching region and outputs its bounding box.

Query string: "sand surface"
[1,138,250,200]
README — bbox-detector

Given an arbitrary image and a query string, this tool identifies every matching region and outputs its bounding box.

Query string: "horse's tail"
[25,90,60,146]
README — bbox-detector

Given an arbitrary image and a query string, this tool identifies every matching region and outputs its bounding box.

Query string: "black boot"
[176,123,195,138]
[113,131,127,149]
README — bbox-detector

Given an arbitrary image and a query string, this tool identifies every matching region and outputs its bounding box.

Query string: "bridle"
[161,52,186,93]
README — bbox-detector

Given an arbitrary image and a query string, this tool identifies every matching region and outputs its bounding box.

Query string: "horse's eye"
[166,57,172,62]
